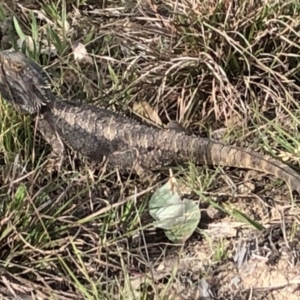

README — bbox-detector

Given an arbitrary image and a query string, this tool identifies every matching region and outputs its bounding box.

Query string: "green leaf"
[15,184,27,203]
[13,17,26,41]
[149,178,200,243]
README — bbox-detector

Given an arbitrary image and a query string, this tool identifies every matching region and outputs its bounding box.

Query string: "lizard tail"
[184,137,300,194]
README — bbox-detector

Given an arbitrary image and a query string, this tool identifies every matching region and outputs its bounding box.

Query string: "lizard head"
[0,50,55,114]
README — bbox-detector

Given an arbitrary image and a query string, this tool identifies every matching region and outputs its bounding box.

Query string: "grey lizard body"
[1,50,300,193]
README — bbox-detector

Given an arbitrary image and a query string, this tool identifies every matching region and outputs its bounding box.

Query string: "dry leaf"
[132,100,163,126]
[72,42,92,63]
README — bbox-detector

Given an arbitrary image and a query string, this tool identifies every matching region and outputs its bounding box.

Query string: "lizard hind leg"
[106,148,160,184]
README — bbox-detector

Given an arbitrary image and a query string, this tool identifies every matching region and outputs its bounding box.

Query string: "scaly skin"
[0,50,300,193]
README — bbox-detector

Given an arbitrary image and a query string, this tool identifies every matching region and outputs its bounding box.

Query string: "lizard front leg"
[36,116,65,172]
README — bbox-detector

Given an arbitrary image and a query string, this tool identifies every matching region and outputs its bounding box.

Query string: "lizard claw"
[45,154,63,173]
[135,166,160,184]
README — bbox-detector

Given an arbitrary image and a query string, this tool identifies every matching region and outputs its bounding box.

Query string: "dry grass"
[1,0,300,299]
